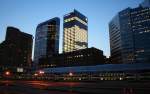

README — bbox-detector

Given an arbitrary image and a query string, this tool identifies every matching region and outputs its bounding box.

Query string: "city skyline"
[0,0,142,57]
[0,1,150,93]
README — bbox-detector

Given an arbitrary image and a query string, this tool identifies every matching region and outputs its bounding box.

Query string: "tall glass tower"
[109,1,150,64]
[63,10,88,53]
[34,17,60,66]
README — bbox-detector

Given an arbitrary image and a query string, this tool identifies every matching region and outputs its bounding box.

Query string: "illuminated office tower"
[34,17,60,66]
[109,1,150,64]
[63,10,88,53]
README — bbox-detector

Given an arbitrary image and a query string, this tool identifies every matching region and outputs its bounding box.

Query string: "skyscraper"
[109,2,150,64]
[0,27,33,68]
[34,17,60,66]
[141,0,150,7]
[63,10,88,53]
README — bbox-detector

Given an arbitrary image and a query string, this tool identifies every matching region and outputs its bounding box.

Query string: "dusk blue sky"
[0,0,142,57]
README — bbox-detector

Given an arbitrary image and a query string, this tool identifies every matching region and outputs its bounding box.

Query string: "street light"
[5,71,10,76]
[69,72,73,76]
[39,70,44,74]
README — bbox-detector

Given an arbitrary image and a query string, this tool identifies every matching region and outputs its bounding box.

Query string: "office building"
[141,0,150,7]
[38,47,106,68]
[34,17,60,66]
[63,10,88,53]
[109,2,150,64]
[0,27,33,69]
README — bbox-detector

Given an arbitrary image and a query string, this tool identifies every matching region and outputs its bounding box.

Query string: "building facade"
[63,10,88,53]
[38,63,150,81]
[0,27,33,69]
[109,3,150,64]
[38,47,106,68]
[141,0,150,7]
[34,17,60,66]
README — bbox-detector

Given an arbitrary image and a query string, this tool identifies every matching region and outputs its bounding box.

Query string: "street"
[0,80,150,94]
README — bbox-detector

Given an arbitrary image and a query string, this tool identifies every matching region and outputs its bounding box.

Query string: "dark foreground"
[0,80,150,94]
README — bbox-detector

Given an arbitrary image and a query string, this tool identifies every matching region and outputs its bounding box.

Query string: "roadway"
[0,80,150,94]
